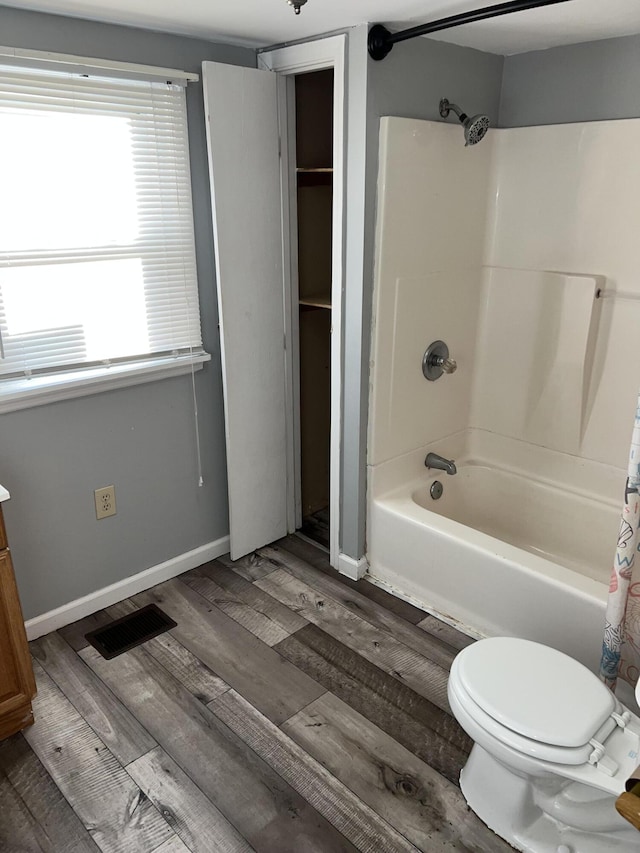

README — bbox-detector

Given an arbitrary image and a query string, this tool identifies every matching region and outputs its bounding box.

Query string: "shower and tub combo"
[367,111,640,691]
[366,106,640,850]
[367,108,640,671]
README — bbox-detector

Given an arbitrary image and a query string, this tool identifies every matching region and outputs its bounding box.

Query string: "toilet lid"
[456,637,616,748]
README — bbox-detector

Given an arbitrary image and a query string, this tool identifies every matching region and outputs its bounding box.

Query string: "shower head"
[439,98,490,146]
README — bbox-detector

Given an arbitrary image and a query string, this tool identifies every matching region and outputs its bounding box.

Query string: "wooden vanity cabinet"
[0,504,36,739]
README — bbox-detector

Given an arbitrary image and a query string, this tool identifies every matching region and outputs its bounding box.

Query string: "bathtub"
[367,430,623,674]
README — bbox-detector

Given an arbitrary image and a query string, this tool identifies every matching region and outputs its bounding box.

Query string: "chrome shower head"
[439,98,490,146]
[464,114,490,146]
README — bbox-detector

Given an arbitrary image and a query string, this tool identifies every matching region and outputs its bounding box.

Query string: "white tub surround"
[368,119,492,467]
[486,121,640,468]
[473,268,603,455]
[369,117,640,473]
[367,116,640,671]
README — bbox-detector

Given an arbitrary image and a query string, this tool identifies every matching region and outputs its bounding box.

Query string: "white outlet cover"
[94,485,116,519]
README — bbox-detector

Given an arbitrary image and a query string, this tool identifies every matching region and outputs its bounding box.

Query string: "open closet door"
[203,62,287,560]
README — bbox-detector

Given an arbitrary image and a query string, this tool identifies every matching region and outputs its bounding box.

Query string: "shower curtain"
[601,391,640,690]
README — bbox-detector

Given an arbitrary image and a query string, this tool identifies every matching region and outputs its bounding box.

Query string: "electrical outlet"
[94,485,116,520]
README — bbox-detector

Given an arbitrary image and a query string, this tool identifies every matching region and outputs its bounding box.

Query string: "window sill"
[0,352,211,415]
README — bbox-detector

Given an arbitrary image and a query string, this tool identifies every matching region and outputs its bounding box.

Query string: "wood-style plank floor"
[0,535,511,853]
[299,508,330,550]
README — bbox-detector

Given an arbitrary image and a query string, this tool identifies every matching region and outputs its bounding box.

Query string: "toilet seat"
[450,671,596,765]
[449,637,623,766]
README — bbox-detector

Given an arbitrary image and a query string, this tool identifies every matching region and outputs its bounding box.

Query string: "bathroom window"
[0,58,206,411]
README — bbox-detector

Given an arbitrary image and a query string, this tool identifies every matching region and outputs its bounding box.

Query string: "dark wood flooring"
[0,535,511,853]
[299,507,330,550]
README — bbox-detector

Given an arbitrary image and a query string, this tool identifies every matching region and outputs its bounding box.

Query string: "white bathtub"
[367,430,623,673]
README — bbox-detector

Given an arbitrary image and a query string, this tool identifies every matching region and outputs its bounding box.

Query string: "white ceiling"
[5,0,640,55]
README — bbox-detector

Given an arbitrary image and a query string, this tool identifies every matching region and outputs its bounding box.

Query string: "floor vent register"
[84,604,177,659]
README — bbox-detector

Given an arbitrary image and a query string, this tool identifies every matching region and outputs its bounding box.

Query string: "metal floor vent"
[85,604,177,660]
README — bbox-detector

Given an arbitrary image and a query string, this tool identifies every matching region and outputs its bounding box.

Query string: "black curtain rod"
[368,0,573,60]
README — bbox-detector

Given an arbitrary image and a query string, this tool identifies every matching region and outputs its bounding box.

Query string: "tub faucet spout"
[425,452,457,475]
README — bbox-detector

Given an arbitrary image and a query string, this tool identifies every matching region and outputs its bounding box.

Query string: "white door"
[203,62,287,560]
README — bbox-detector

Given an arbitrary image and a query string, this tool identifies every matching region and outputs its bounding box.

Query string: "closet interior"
[294,69,334,550]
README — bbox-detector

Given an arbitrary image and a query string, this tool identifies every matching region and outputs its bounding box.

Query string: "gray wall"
[500,33,640,126]
[0,6,255,620]
[341,35,503,558]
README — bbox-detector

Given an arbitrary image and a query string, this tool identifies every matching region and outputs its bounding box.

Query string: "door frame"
[259,36,346,570]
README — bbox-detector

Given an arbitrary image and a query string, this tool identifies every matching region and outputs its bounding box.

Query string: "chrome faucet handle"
[423,341,457,381]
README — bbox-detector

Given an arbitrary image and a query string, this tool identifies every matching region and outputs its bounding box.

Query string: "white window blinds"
[0,63,203,379]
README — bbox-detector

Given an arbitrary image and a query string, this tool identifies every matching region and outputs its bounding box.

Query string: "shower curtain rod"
[368,0,573,61]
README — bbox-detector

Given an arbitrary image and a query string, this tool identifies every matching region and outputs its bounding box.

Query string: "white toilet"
[448,636,640,853]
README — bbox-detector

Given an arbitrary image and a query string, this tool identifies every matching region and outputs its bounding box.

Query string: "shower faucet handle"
[423,340,457,381]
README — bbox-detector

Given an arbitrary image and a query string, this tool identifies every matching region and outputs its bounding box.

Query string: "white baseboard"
[337,552,368,581]
[25,535,230,641]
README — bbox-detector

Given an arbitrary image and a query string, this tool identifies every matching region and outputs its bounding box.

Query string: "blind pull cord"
[190,354,204,488]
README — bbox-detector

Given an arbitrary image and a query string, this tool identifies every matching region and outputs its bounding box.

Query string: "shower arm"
[368,0,574,61]
[440,99,463,120]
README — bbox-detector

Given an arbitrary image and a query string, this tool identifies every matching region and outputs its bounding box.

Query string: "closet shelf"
[296,167,333,173]
[297,168,333,188]
[299,294,332,309]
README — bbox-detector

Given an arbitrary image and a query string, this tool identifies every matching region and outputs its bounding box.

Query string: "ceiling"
[4,0,640,55]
